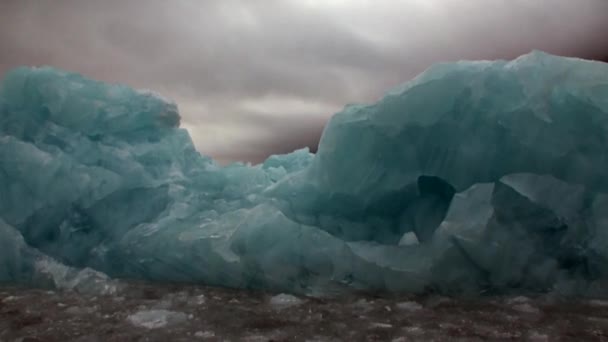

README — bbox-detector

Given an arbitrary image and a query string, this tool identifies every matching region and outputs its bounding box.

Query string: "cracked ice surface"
[1,52,608,296]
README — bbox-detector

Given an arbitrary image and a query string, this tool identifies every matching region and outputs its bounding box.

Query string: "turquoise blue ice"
[1,51,608,296]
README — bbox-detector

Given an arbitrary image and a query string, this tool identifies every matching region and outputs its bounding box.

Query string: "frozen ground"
[1,282,608,341]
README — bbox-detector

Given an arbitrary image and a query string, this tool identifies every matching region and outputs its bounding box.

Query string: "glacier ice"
[0,217,120,294]
[1,51,608,296]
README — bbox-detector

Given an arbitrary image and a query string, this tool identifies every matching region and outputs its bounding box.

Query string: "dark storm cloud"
[1,0,607,163]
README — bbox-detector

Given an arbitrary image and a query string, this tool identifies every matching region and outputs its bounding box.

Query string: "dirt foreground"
[1,282,608,341]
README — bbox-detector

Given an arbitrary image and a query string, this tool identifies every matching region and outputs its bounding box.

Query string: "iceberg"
[1,51,608,296]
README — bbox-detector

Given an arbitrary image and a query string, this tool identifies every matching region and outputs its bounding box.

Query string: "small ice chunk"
[269,293,303,308]
[194,331,215,338]
[193,294,206,305]
[506,296,531,305]
[154,292,192,309]
[351,298,374,313]
[398,232,419,246]
[2,296,18,302]
[35,258,121,295]
[396,301,423,311]
[353,298,373,307]
[404,326,424,335]
[512,303,540,314]
[127,309,188,329]
[166,291,189,304]
[370,322,393,329]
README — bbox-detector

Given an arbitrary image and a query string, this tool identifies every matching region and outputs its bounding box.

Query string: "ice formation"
[1,51,608,296]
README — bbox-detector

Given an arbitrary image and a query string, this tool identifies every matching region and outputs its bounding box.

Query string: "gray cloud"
[1,0,607,163]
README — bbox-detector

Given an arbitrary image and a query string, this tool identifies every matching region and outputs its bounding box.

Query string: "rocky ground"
[1,282,608,341]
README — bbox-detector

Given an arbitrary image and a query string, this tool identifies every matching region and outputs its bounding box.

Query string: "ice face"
[1,51,607,296]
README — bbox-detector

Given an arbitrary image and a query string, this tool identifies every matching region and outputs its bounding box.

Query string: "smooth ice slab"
[1,52,607,296]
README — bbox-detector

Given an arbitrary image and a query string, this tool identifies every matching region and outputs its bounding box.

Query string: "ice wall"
[1,51,608,296]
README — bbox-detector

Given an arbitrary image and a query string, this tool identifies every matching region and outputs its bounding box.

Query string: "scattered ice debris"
[127,309,188,329]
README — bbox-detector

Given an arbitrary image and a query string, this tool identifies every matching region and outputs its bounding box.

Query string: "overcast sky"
[1,0,607,164]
